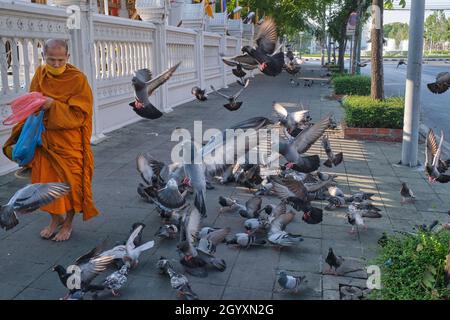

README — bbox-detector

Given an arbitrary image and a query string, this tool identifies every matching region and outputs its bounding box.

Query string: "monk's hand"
[42,97,54,110]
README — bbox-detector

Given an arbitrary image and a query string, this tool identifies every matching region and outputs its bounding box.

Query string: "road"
[360,61,450,137]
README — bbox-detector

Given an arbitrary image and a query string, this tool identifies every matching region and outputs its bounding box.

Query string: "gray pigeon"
[277,271,307,293]
[226,232,267,248]
[191,86,207,101]
[427,72,450,94]
[130,62,181,119]
[322,135,343,167]
[210,79,249,111]
[0,183,70,231]
[98,263,130,297]
[400,182,415,204]
[157,257,199,300]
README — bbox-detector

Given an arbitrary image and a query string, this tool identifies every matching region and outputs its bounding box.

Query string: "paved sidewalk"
[1,65,449,300]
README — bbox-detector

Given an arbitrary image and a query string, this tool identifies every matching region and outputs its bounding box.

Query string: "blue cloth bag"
[12,110,45,166]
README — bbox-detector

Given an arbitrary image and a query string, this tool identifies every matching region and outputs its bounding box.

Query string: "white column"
[196,30,205,89]
[220,34,227,88]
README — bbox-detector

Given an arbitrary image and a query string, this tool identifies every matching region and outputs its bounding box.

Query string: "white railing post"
[220,34,227,88]
[196,30,205,89]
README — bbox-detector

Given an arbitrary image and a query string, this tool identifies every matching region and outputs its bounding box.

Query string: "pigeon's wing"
[210,85,231,100]
[206,227,231,245]
[157,181,185,209]
[436,72,450,82]
[221,59,240,67]
[291,110,309,124]
[135,240,155,255]
[427,129,439,159]
[432,130,444,168]
[134,69,152,83]
[126,225,144,251]
[222,54,258,66]
[293,113,332,154]
[270,211,295,233]
[81,255,115,285]
[146,62,181,95]
[273,103,288,119]
[233,79,250,99]
[255,17,278,55]
[229,116,273,130]
[185,206,202,251]
[11,183,71,213]
[245,196,262,215]
[271,177,308,200]
[76,238,109,265]
[272,201,287,219]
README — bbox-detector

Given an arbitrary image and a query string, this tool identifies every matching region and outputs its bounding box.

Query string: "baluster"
[0,38,9,95]
[22,39,31,91]
[93,42,99,79]
[100,42,106,80]
[11,38,20,93]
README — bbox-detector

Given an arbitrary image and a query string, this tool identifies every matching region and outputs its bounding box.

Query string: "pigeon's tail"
[194,190,207,217]
[218,196,228,207]
[427,82,449,94]
[0,205,18,231]
[362,211,382,218]
[178,284,199,300]
[323,159,333,168]
[209,258,227,272]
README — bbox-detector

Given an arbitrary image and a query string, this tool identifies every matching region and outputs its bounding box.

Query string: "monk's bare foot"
[52,225,72,242]
[40,215,64,239]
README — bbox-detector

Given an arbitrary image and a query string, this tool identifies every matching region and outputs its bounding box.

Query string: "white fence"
[0,1,254,175]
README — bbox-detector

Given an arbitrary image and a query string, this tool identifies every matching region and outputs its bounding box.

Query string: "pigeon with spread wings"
[130,62,181,119]
[210,79,250,111]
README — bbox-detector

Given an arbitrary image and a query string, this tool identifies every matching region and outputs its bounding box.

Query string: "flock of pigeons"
[1,17,450,300]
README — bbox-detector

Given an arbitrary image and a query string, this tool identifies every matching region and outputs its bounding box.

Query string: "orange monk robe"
[3,64,99,221]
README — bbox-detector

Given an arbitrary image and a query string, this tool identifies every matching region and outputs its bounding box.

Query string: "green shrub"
[331,71,348,79]
[343,96,404,128]
[370,230,450,300]
[332,75,371,96]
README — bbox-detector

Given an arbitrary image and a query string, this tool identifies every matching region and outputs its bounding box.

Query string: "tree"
[370,0,384,100]
[384,22,409,49]
[424,11,448,52]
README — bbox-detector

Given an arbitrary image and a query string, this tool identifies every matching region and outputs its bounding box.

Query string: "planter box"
[342,122,402,142]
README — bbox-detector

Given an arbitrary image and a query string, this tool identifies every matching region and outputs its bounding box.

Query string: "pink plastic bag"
[2,92,46,126]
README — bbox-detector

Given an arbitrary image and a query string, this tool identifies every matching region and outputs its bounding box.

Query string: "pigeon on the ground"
[226,231,267,248]
[325,247,344,275]
[191,86,207,101]
[400,182,415,205]
[130,62,181,119]
[218,196,262,218]
[157,257,199,300]
[0,183,70,231]
[277,271,307,293]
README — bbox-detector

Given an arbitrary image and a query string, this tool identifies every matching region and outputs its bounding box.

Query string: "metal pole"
[401,0,425,167]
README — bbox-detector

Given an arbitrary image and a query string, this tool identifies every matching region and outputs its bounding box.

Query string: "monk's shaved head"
[43,39,69,55]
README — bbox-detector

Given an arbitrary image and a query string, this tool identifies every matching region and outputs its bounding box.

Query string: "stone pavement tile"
[322,225,359,241]
[414,199,447,213]
[390,218,424,232]
[272,271,322,299]
[323,289,340,300]
[321,210,348,227]
[385,207,421,220]
[0,283,25,299]
[285,221,322,240]
[183,282,224,300]
[13,287,62,300]
[222,286,273,300]
[0,257,50,287]
[278,251,322,273]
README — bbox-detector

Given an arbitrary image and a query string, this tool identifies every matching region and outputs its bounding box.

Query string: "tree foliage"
[384,22,409,48]
[424,11,448,51]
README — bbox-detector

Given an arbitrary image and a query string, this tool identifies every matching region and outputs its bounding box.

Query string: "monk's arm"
[45,77,93,130]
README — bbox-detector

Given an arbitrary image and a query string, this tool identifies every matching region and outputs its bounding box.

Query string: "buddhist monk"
[3,39,99,241]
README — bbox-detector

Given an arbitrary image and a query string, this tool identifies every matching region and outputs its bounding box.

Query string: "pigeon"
[210,79,249,111]
[400,182,415,205]
[157,257,199,300]
[344,192,374,203]
[197,227,231,256]
[226,232,267,248]
[145,178,186,209]
[325,248,344,275]
[273,102,311,134]
[218,196,262,218]
[96,263,130,297]
[356,60,369,68]
[396,59,406,68]
[427,72,450,94]
[268,211,303,247]
[350,201,382,218]
[347,203,366,234]
[284,61,301,75]
[325,196,346,210]
[177,206,226,276]
[99,224,155,268]
[181,141,207,217]
[243,11,255,24]
[191,86,207,101]
[130,62,181,119]
[328,185,345,198]
[53,240,114,298]
[244,217,270,233]
[223,18,284,77]
[0,183,70,231]
[277,271,307,293]
[322,135,343,167]
[136,153,161,186]
[425,129,450,183]
[155,224,179,239]
[123,222,146,248]
[286,50,295,62]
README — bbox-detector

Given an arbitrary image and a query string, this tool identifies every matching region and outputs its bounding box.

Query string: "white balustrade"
[0,1,255,175]
[206,12,227,35]
[227,19,243,37]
